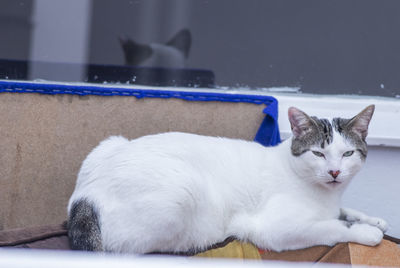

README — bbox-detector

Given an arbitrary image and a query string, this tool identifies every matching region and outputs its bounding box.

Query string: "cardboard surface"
[260,245,338,263]
[1,223,399,266]
[349,240,400,266]
[0,92,265,230]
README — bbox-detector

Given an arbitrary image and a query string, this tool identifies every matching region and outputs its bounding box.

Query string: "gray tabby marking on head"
[332,118,367,159]
[311,117,334,148]
[331,105,375,159]
[288,107,334,156]
[288,105,375,159]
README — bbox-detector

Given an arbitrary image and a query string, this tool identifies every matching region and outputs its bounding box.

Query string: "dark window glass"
[1,0,400,98]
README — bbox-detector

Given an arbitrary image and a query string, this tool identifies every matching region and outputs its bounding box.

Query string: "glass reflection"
[0,0,400,98]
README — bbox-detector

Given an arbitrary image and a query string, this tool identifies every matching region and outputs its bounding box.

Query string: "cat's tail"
[67,198,103,251]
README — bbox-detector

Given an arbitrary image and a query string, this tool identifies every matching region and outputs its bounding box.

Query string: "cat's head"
[119,29,191,68]
[288,105,375,189]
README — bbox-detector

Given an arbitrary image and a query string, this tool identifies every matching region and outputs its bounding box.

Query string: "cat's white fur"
[68,109,387,253]
[140,43,185,68]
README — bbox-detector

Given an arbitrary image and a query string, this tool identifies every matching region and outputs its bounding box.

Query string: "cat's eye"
[343,150,354,157]
[312,151,325,158]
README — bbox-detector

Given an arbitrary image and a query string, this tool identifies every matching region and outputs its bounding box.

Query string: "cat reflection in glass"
[67,105,387,253]
[119,28,191,68]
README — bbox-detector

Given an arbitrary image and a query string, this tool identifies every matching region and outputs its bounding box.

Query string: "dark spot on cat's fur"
[68,198,103,251]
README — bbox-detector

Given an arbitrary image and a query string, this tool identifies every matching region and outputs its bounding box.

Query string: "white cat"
[67,105,387,254]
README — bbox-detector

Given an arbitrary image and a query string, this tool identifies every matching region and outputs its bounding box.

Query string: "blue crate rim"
[0,80,277,107]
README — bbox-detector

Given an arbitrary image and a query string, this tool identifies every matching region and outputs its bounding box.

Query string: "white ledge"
[270,93,400,148]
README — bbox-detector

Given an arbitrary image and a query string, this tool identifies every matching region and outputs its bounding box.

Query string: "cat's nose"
[328,170,341,179]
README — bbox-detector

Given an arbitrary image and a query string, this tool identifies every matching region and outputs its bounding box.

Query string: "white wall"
[342,146,400,237]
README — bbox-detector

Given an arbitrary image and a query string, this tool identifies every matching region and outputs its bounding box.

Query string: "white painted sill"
[175,85,400,148]
[192,86,400,148]
[269,93,400,148]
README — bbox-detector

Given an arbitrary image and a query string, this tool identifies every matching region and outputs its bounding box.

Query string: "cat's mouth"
[327,180,341,185]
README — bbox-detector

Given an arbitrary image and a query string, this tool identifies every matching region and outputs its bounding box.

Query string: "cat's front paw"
[350,223,383,246]
[366,217,388,233]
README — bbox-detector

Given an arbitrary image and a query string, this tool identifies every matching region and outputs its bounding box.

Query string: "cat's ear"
[119,36,152,65]
[346,105,375,140]
[288,107,314,138]
[166,29,191,58]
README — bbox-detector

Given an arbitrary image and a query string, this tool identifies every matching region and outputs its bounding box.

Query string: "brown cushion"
[0,222,68,249]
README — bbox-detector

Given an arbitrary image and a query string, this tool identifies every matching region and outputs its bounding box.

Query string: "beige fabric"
[0,92,265,230]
